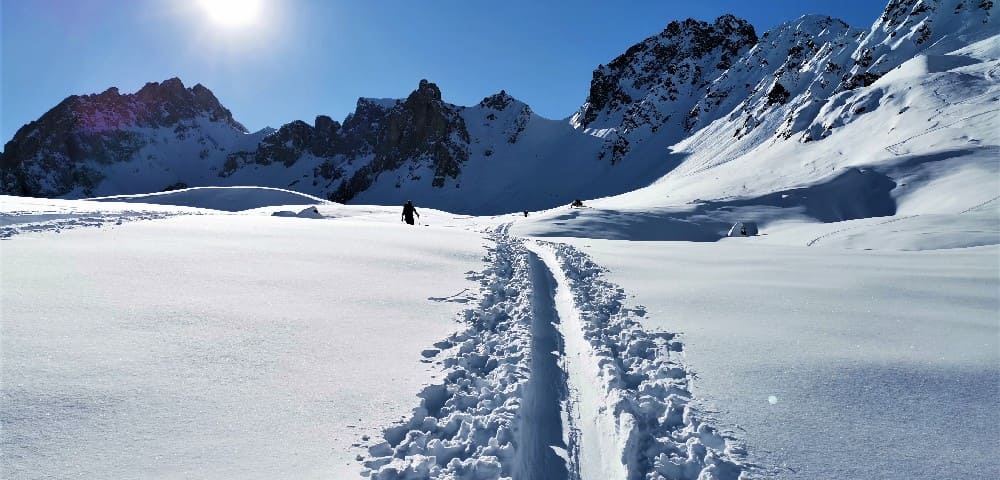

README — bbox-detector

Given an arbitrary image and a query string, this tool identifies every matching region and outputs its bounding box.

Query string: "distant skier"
[571,199,584,207]
[401,200,419,225]
[523,210,529,217]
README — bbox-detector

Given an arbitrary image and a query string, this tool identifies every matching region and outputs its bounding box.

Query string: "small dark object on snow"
[523,211,529,217]
[570,199,584,207]
[727,221,759,237]
[402,200,420,225]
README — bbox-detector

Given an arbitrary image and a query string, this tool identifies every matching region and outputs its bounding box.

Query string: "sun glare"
[198,0,263,28]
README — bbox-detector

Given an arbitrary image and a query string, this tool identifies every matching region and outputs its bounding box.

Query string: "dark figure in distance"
[402,200,419,225]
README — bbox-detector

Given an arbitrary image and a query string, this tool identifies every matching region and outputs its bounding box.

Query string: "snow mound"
[86,186,330,212]
[271,206,324,219]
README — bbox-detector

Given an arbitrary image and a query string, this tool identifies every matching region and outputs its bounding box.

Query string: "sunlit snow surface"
[2,189,997,479]
[1,201,485,479]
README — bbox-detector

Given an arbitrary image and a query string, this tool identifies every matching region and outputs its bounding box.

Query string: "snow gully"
[362,225,752,479]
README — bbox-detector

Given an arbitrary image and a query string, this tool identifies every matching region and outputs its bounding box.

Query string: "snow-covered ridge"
[87,186,331,212]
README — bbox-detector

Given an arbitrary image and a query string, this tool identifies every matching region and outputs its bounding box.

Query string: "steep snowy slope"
[514,2,998,250]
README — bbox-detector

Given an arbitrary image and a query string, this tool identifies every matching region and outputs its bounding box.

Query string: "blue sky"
[2,0,886,143]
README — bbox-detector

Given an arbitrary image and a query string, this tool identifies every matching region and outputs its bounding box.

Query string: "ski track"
[0,211,182,239]
[362,225,752,479]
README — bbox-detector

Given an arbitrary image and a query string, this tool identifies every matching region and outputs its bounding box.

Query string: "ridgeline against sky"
[1,0,886,144]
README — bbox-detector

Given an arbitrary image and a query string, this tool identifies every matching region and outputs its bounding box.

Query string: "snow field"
[554,238,999,479]
[1,214,486,479]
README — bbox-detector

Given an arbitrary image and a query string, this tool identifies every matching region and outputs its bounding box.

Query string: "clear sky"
[1,0,887,144]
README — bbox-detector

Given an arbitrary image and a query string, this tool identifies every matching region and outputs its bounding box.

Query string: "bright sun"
[198,0,263,28]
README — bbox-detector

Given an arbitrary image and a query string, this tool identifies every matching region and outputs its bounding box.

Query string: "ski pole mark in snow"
[428,288,476,304]
[884,108,1000,155]
[805,215,919,247]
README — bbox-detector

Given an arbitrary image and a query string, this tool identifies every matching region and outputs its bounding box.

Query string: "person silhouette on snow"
[402,200,419,225]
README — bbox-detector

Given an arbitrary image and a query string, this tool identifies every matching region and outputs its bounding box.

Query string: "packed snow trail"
[362,226,752,479]
[515,252,571,480]
[525,243,626,480]
[528,241,751,480]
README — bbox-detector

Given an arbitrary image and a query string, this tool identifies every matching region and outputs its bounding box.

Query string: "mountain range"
[1,0,995,215]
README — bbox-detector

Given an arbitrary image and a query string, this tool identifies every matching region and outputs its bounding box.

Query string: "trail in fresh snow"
[516,253,571,480]
[526,244,625,480]
[363,226,752,479]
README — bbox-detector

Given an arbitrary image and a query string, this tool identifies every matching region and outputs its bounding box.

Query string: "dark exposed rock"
[842,71,884,90]
[479,90,515,111]
[253,116,344,167]
[766,83,791,106]
[162,182,189,191]
[330,80,471,202]
[577,15,758,129]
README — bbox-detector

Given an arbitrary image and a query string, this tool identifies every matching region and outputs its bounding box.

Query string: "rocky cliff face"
[330,79,471,201]
[570,15,758,164]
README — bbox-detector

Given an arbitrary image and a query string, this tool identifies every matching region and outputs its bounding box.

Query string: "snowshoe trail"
[362,225,752,479]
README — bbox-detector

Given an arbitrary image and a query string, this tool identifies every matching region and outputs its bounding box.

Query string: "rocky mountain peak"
[479,90,517,111]
[574,15,758,130]
[411,79,443,103]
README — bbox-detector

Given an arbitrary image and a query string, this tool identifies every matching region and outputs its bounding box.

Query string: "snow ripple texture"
[0,211,179,239]
[542,241,752,480]
[363,226,534,479]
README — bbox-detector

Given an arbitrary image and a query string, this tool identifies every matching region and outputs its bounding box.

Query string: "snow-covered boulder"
[272,206,324,219]
[727,221,759,236]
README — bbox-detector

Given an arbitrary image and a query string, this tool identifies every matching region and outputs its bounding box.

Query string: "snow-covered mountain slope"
[2,0,996,226]
[0,78,266,197]
[571,15,759,164]
[515,21,998,250]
